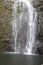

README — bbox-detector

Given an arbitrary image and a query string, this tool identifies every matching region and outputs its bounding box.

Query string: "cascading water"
[12,0,37,54]
[26,11,37,54]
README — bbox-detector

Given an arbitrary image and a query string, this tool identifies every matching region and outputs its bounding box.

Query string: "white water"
[12,0,37,54]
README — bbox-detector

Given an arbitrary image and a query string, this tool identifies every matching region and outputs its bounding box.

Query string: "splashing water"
[12,0,37,54]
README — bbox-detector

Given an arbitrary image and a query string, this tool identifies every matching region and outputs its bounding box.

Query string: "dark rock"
[36,46,43,55]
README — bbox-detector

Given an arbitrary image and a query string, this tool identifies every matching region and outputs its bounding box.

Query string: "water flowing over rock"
[0,0,43,55]
[11,0,37,54]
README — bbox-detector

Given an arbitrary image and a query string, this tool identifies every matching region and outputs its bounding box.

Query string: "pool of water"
[0,53,43,65]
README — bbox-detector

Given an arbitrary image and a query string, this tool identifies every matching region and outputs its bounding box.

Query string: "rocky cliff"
[0,0,43,54]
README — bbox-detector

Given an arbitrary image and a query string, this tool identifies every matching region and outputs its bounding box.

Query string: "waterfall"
[12,0,37,54]
[26,10,37,54]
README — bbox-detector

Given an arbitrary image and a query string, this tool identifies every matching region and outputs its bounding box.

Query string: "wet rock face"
[32,0,43,54]
[32,41,43,55]
[35,44,43,55]
[0,0,43,54]
[37,46,43,55]
[16,22,28,53]
[33,0,43,37]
